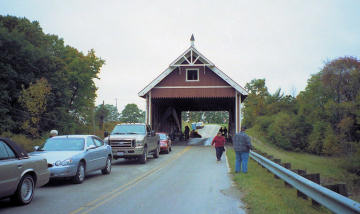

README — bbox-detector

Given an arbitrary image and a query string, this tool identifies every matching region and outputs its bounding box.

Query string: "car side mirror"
[34,146,39,151]
[104,131,109,138]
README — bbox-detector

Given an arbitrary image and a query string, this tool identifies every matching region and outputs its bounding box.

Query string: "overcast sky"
[1,0,360,111]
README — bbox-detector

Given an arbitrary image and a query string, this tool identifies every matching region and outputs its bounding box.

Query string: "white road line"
[225,148,231,173]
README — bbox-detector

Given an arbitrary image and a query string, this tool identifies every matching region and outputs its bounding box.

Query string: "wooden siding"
[151,87,235,98]
[156,66,230,87]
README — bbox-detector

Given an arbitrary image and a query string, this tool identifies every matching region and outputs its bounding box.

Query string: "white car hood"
[30,151,83,164]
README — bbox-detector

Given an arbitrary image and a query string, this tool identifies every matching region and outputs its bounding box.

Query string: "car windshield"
[39,138,85,151]
[158,134,167,140]
[111,125,146,135]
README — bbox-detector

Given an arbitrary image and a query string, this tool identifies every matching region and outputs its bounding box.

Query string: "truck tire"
[153,144,160,158]
[138,147,147,164]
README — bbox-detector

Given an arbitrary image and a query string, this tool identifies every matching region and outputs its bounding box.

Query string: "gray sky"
[1,0,360,111]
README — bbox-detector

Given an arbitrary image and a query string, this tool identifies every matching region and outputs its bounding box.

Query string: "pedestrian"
[211,131,226,161]
[223,127,228,138]
[232,126,252,173]
[184,125,190,140]
[50,130,58,138]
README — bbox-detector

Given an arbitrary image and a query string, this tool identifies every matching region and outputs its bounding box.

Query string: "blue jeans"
[235,151,249,173]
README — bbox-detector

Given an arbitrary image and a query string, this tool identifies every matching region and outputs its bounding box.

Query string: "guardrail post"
[281,163,292,187]
[273,159,281,179]
[293,169,308,199]
[324,184,348,197]
[304,173,321,206]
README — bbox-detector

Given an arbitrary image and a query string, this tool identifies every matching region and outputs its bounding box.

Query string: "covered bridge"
[138,35,248,136]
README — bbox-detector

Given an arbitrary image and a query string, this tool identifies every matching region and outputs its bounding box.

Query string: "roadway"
[0,126,245,214]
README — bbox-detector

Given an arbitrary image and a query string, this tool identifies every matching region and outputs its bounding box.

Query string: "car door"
[0,140,21,198]
[92,137,108,169]
[146,125,156,151]
[84,137,98,172]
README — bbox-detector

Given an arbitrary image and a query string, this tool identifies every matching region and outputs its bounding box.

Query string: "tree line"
[243,57,360,161]
[0,15,104,137]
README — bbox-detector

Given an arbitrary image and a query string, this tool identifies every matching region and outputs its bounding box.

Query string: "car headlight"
[55,159,73,166]
[61,159,73,166]
[136,141,143,146]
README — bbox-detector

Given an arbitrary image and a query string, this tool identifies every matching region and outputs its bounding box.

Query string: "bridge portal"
[138,35,247,136]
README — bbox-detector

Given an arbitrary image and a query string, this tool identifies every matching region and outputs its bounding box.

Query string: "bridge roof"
[138,43,248,98]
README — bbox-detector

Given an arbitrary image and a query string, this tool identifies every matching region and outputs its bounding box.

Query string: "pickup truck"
[104,123,160,164]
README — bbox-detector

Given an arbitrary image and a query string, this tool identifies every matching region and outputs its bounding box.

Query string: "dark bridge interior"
[151,97,236,135]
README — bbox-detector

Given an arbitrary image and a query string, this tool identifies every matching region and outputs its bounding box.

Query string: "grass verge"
[248,130,360,202]
[226,148,331,214]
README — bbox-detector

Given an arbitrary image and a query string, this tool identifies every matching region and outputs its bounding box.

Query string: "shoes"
[217,159,220,161]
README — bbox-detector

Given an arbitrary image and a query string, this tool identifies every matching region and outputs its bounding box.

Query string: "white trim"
[239,97,242,131]
[145,95,148,124]
[183,56,191,64]
[154,86,232,89]
[193,55,200,64]
[235,91,238,133]
[185,68,199,82]
[212,66,248,96]
[149,91,152,126]
[170,64,213,67]
[190,50,193,64]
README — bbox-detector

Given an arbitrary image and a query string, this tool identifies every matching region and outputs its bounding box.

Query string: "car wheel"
[12,174,34,205]
[165,146,169,154]
[101,156,112,175]
[153,145,160,158]
[73,162,85,184]
[138,147,147,164]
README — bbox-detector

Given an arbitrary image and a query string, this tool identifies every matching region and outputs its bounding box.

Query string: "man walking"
[233,126,252,173]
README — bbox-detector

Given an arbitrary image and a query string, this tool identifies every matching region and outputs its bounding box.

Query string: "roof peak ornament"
[190,34,195,47]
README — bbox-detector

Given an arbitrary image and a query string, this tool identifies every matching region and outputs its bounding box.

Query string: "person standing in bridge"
[233,126,252,173]
[211,131,226,161]
[184,125,190,140]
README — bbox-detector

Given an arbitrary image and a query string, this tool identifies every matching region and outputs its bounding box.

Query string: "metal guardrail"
[250,151,360,214]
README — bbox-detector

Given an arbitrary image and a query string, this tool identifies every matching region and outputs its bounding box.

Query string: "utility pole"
[99,100,105,130]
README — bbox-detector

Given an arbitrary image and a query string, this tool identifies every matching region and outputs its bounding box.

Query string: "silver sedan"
[30,135,112,184]
[0,137,50,205]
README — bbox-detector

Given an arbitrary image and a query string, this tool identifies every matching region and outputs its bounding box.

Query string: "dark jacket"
[232,132,252,152]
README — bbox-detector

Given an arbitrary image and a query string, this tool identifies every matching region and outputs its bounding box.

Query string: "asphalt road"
[1,127,245,214]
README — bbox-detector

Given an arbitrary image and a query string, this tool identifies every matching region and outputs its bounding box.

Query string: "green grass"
[248,130,360,202]
[226,149,331,214]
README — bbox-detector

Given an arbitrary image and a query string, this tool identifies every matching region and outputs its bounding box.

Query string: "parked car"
[104,123,160,164]
[0,137,50,205]
[196,122,204,129]
[157,133,172,154]
[30,135,112,184]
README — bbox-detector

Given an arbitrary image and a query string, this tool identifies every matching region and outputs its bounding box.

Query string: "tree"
[18,78,51,137]
[119,104,145,123]
[0,15,105,135]
[95,104,120,128]
[243,79,269,128]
